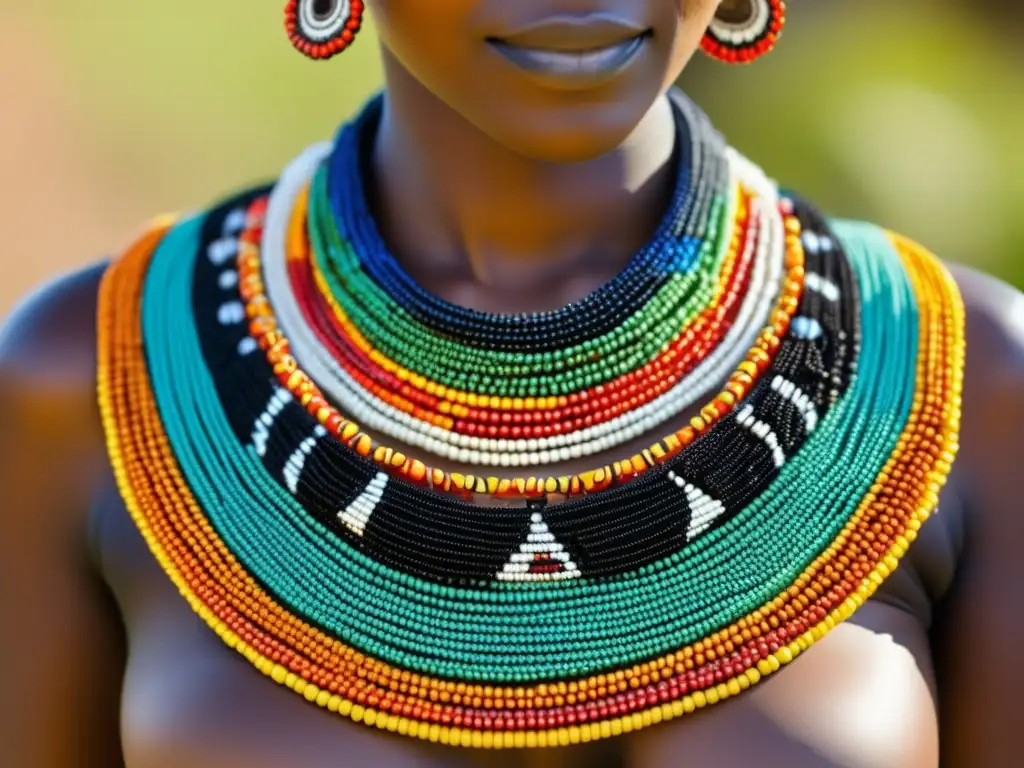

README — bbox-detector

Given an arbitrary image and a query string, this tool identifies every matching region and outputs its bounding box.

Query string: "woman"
[2,1,1021,765]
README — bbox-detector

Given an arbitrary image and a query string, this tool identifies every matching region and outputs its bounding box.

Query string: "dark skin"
[2,1,1022,765]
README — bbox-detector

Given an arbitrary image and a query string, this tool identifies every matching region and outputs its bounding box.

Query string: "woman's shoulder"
[832,215,1024,422]
[0,259,108,394]
[0,259,112,564]
[945,261,1024,370]
[811,210,1023,363]
[0,183,267,429]
[8,182,270,352]
[851,218,1023,370]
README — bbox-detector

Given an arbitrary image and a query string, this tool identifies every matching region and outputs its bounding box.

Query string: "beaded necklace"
[97,92,965,748]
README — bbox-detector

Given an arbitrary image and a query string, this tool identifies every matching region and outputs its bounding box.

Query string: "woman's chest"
[97,488,942,768]
[119,597,938,768]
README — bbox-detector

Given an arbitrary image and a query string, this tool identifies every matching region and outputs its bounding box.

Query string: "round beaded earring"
[701,0,786,64]
[284,0,364,60]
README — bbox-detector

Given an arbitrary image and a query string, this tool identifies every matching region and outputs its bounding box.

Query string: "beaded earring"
[284,0,364,60]
[701,0,786,64]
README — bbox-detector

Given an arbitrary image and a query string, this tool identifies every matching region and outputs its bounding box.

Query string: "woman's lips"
[485,13,651,90]
[489,35,647,77]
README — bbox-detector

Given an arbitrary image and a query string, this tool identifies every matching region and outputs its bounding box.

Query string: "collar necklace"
[97,90,965,748]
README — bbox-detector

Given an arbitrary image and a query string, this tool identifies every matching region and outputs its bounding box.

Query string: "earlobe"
[701,0,786,64]
[284,0,365,61]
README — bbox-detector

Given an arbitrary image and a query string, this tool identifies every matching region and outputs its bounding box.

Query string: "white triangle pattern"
[668,470,727,540]
[337,472,388,536]
[497,512,581,582]
[735,404,786,468]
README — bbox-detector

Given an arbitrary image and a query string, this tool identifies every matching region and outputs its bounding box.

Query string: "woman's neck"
[369,53,678,309]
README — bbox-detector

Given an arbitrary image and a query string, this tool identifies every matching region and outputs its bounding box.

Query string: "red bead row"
[291,195,759,438]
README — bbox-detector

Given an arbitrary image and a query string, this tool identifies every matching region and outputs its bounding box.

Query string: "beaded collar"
[97,91,965,749]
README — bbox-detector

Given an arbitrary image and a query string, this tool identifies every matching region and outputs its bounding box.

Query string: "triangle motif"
[496,511,581,582]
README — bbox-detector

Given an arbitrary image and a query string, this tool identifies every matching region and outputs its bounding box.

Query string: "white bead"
[218,270,238,290]
[217,301,245,325]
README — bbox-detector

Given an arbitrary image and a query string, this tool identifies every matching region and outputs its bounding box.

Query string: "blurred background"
[1,0,1021,316]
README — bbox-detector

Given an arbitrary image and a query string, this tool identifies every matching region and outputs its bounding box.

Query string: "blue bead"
[791,316,823,340]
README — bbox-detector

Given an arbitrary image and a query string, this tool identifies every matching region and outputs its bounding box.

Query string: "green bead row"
[307,168,732,396]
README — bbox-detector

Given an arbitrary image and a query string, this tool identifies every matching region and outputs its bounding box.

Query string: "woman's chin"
[471,89,663,164]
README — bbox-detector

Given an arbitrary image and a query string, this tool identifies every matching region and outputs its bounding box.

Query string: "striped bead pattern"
[96,93,965,748]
